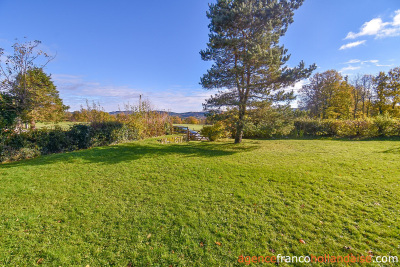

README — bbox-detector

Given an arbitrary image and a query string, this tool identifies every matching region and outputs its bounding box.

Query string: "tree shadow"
[382,147,400,154]
[255,136,400,142]
[0,140,259,169]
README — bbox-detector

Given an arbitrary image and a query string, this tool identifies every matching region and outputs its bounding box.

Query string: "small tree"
[171,116,183,124]
[11,68,68,128]
[300,70,353,119]
[200,0,315,143]
[0,39,61,129]
[185,116,200,124]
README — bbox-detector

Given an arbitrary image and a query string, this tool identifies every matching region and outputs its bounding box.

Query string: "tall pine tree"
[200,0,315,143]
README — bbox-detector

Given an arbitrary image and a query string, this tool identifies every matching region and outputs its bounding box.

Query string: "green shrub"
[201,122,227,141]
[39,127,70,154]
[334,119,375,137]
[293,117,400,138]
[8,146,41,162]
[374,114,396,136]
[0,93,18,129]
[293,119,336,137]
[243,120,294,138]
[0,122,141,163]
[68,124,92,149]
[90,121,140,146]
[393,120,400,136]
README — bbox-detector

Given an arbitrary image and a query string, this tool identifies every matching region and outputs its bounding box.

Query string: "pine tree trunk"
[234,105,246,144]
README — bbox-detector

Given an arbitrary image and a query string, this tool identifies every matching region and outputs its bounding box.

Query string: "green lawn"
[173,124,205,131]
[1,138,399,266]
[36,121,86,130]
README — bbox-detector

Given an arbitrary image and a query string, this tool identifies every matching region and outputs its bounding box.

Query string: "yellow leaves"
[215,241,222,246]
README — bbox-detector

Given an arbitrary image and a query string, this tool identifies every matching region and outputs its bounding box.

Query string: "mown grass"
[36,121,86,130]
[173,124,205,131]
[0,138,399,266]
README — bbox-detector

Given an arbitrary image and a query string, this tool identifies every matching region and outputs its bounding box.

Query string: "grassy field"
[36,121,86,130]
[1,138,399,266]
[173,124,205,131]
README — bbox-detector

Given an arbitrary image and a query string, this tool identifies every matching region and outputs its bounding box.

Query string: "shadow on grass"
[248,136,400,142]
[1,140,259,168]
[382,147,400,154]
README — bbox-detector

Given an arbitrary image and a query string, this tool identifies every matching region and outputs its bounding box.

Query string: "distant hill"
[166,111,206,118]
[109,111,206,119]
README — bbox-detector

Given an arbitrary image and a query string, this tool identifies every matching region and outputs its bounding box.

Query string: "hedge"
[294,116,400,138]
[0,121,143,163]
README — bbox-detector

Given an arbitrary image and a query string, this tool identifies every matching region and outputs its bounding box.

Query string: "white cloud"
[340,66,361,72]
[346,18,388,39]
[344,59,361,64]
[147,90,211,112]
[339,59,394,74]
[52,74,208,112]
[376,63,394,67]
[345,10,400,39]
[339,40,366,50]
[342,59,379,65]
[393,10,400,26]
[283,80,308,93]
[360,59,379,65]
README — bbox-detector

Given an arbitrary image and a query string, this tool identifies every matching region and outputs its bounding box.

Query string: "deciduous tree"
[0,39,66,129]
[185,116,200,124]
[300,70,353,119]
[12,68,68,128]
[372,72,390,115]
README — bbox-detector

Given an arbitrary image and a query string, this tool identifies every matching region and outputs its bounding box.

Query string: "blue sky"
[0,0,399,112]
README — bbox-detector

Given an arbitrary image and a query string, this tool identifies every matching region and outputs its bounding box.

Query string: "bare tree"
[360,75,373,117]
[351,75,362,118]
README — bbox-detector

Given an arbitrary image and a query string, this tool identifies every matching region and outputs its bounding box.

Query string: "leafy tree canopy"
[0,39,67,128]
[12,68,69,126]
[200,0,316,143]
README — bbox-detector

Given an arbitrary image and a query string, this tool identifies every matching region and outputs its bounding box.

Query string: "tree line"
[199,0,400,142]
[300,68,400,119]
[2,0,400,144]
